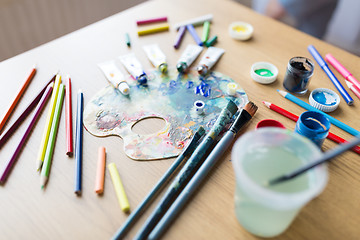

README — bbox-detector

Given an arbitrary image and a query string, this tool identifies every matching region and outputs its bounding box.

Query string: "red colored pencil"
[0,65,37,133]
[65,75,73,156]
[0,74,56,148]
[262,101,360,154]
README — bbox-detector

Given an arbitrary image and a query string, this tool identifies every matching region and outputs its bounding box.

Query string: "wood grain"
[0,0,359,239]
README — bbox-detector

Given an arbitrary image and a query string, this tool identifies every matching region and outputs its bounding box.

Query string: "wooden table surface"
[1,0,360,239]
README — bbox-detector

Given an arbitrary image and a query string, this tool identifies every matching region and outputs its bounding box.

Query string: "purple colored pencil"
[0,83,53,184]
[173,26,186,49]
[0,74,56,148]
[136,16,167,25]
[186,24,203,46]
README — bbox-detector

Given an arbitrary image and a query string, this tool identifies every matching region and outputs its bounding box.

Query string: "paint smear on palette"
[83,68,247,160]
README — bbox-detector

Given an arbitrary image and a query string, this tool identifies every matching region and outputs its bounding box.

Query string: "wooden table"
[1,0,359,239]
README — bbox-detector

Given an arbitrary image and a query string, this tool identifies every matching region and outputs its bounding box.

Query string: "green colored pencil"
[40,84,65,189]
[201,21,210,43]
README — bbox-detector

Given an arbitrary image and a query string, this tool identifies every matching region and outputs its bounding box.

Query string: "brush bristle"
[244,101,258,117]
[196,126,206,137]
[226,100,238,116]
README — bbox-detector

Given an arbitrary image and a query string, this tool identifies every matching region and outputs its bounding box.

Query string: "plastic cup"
[232,128,328,238]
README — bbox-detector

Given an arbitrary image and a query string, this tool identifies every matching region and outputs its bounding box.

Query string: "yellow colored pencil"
[36,75,61,171]
[108,163,130,213]
[137,23,169,36]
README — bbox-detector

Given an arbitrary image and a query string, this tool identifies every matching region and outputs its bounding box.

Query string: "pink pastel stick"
[136,16,167,25]
[326,53,360,92]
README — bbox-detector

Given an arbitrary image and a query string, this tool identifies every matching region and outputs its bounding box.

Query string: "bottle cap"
[159,63,168,74]
[250,62,278,84]
[227,83,238,96]
[118,82,130,95]
[176,62,188,73]
[194,100,205,114]
[229,21,254,41]
[309,88,340,112]
[197,65,208,76]
[137,74,148,85]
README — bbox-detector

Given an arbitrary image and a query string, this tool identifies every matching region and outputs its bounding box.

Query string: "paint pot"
[229,21,254,41]
[251,62,278,84]
[294,111,330,148]
[256,119,286,129]
[194,100,205,114]
[283,57,314,95]
[309,88,340,112]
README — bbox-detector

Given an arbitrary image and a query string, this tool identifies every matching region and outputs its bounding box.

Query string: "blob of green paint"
[255,69,274,77]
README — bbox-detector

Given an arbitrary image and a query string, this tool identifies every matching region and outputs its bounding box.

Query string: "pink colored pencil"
[65,75,73,156]
[345,80,360,100]
[0,83,53,184]
[95,146,106,194]
[136,16,167,25]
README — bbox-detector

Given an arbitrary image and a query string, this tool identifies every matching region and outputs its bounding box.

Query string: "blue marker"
[308,45,353,105]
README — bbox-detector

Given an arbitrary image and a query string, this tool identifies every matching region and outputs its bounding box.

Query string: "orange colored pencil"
[65,75,73,156]
[95,146,106,194]
[0,65,36,133]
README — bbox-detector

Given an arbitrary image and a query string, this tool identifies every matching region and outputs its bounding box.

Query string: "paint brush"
[267,136,360,186]
[112,126,205,239]
[132,100,238,240]
[148,102,258,240]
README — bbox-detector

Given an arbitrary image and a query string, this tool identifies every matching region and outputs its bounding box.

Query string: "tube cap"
[250,62,278,84]
[118,82,130,95]
[309,88,340,112]
[229,22,254,41]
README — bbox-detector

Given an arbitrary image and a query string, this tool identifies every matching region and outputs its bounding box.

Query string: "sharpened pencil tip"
[33,64,37,69]
[262,101,271,108]
[78,89,83,93]
[41,185,44,189]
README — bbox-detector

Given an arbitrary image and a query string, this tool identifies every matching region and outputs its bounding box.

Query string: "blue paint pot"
[294,111,330,148]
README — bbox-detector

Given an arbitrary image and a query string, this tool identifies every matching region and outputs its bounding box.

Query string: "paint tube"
[98,60,130,95]
[143,44,168,74]
[176,44,203,73]
[118,53,148,85]
[197,47,225,76]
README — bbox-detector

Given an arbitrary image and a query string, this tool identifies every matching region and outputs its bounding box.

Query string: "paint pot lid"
[309,88,340,112]
[229,21,254,41]
[250,62,278,84]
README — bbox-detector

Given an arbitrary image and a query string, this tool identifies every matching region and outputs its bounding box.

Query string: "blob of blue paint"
[312,91,337,106]
[186,81,194,89]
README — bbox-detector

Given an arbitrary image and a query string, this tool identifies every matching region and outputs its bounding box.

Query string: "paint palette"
[83,68,247,160]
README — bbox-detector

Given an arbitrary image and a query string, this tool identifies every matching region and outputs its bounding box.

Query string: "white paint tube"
[197,47,225,76]
[176,44,203,73]
[143,44,168,74]
[98,60,130,95]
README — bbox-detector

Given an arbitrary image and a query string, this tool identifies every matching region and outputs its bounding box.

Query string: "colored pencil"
[108,162,130,213]
[277,90,360,136]
[268,136,360,186]
[308,45,353,105]
[65,75,73,156]
[0,65,36,133]
[201,21,210,43]
[136,16,167,25]
[133,101,238,240]
[345,80,360,100]
[173,26,186,49]
[95,146,106,194]
[186,24,203,46]
[174,14,213,30]
[137,23,169,36]
[36,75,62,171]
[148,102,258,240]
[112,126,205,239]
[40,84,65,189]
[263,101,360,154]
[0,74,56,148]
[325,53,360,92]
[74,89,84,195]
[0,83,53,184]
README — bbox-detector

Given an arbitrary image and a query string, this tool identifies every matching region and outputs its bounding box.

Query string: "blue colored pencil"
[148,102,258,240]
[277,90,360,136]
[308,45,353,105]
[133,100,238,240]
[74,89,84,195]
[186,24,203,46]
[112,126,205,239]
